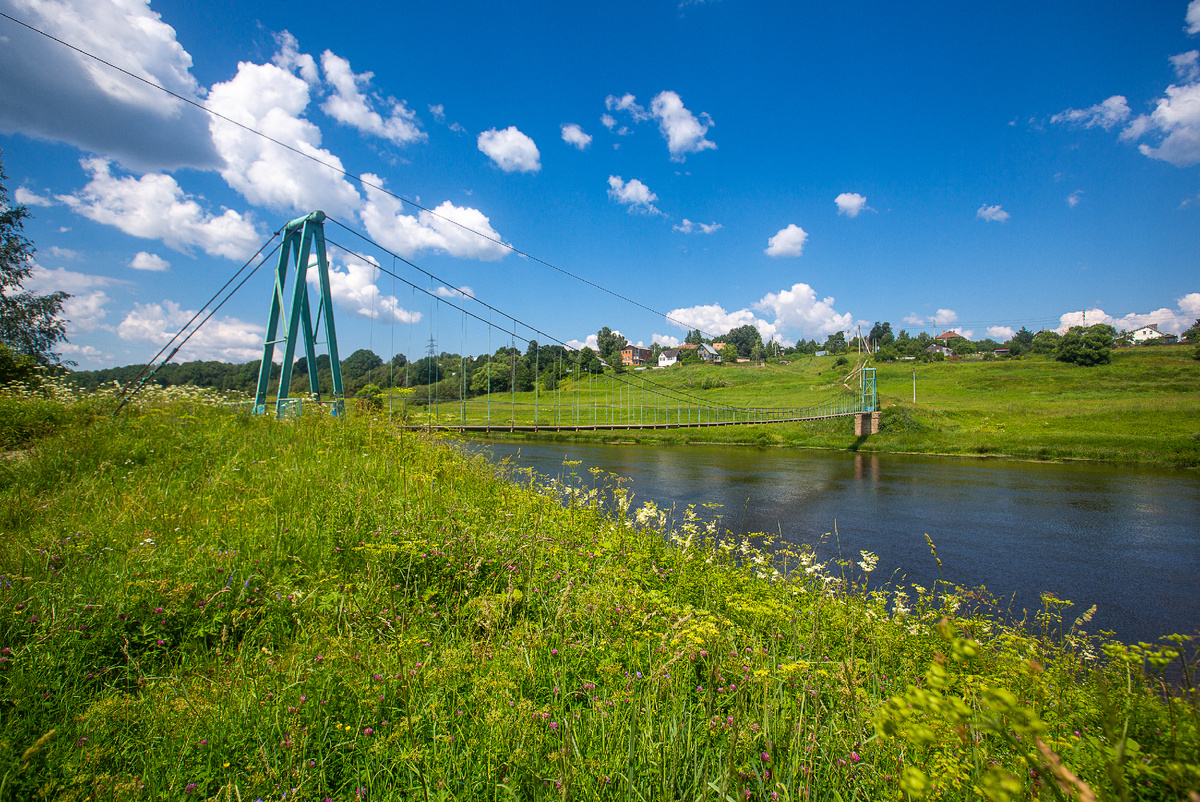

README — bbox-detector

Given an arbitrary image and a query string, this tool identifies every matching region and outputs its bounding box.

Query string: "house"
[993,348,1010,357]
[620,345,653,366]
[658,349,681,368]
[1128,323,1173,344]
[697,343,721,363]
[934,330,964,344]
[926,344,954,357]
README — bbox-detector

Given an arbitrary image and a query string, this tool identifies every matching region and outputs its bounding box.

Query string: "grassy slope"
[454,347,1200,466]
[1,391,1197,800]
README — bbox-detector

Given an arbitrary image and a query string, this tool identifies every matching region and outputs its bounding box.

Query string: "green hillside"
[468,346,1200,467]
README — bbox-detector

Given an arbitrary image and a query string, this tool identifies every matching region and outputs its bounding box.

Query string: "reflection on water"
[471,439,1200,645]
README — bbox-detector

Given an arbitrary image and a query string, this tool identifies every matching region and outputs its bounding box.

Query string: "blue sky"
[2,0,1198,367]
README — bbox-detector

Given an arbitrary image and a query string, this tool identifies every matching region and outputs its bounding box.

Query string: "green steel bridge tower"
[253,211,345,418]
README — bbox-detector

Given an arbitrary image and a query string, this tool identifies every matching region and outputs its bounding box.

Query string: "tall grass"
[0,382,1196,800]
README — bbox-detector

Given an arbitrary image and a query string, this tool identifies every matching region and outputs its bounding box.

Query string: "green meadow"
[1,383,1197,800]
[414,346,1200,467]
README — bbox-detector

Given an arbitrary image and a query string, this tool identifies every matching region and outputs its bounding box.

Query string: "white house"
[658,349,681,368]
[1128,323,1166,344]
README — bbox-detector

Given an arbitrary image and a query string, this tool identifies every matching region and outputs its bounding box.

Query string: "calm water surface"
[471,440,1200,645]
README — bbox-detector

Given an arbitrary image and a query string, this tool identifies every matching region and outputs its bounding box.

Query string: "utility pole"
[913,369,916,404]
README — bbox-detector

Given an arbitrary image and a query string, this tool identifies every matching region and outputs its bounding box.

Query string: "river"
[470,439,1200,646]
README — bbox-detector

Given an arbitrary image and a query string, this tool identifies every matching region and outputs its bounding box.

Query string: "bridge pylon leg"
[855,411,881,436]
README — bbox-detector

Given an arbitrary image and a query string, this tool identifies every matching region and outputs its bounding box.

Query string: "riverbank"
[2,386,1199,800]
[470,346,1200,468]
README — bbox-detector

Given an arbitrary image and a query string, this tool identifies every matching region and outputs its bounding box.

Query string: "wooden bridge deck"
[400,411,859,433]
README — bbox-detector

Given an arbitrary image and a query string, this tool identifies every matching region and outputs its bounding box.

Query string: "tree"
[470,361,509,394]
[1182,319,1200,343]
[1,152,69,378]
[1005,327,1035,355]
[1055,324,1114,367]
[1030,330,1061,355]
[684,328,704,345]
[868,321,894,348]
[719,342,739,363]
[595,327,627,366]
[724,324,764,358]
[823,331,846,354]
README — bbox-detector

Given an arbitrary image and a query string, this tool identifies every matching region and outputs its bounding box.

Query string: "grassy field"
[402,346,1200,467]
[1,385,1197,800]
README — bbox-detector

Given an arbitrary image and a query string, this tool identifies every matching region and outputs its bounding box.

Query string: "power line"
[0,10,723,340]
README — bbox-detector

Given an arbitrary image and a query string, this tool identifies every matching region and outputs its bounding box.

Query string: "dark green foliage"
[355,383,382,410]
[1056,324,1115,367]
[725,324,764,357]
[868,321,894,347]
[1,152,69,375]
[1031,330,1061,354]
[823,330,847,354]
[595,326,627,366]
[1004,327,1035,356]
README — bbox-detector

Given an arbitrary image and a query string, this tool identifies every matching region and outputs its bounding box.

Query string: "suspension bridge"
[119,210,880,435]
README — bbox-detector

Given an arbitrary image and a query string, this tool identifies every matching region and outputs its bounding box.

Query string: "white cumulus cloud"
[764,224,808,257]
[15,187,54,207]
[650,91,716,161]
[561,123,592,150]
[1051,95,1132,129]
[835,192,871,217]
[1171,50,1200,83]
[1055,293,1200,335]
[652,333,680,348]
[0,0,220,171]
[48,246,80,260]
[987,326,1016,341]
[565,333,600,352]
[360,174,509,261]
[311,256,421,324]
[976,204,1010,222]
[754,283,854,338]
[130,251,170,272]
[59,342,113,364]
[477,126,541,173]
[206,48,363,218]
[1067,190,1083,207]
[25,265,116,334]
[59,158,262,260]
[673,219,722,234]
[607,176,661,215]
[1188,0,1200,35]
[319,51,425,145]
[1120,64,1200,167]
[118,299,264,362]
[666,303,775,342]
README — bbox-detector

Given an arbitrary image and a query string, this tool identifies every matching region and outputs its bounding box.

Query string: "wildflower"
[857,550,878,573]
[363,727,374,736]
[185,783,198,794]
[850,751,861,762]
[761,751,771,763]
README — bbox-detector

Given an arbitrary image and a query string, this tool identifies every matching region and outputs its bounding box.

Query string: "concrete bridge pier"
[855,411,880,436]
